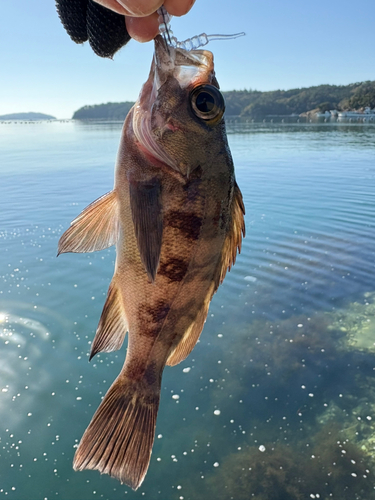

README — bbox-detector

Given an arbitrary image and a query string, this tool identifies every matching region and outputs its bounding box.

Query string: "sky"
[1,0,375,119]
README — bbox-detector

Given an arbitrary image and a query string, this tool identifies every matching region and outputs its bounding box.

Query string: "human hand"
[56,0,194,58]
[93,0,195,42]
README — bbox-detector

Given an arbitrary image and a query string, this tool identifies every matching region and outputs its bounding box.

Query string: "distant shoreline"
[71,80,375,121]
[0,112,56,121]
[3,80,374,123]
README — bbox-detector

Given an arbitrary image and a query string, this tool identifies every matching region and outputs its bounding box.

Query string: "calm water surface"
[1,121,375,499]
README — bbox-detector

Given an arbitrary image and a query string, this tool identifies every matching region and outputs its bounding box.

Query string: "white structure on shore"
[315,107,375,120]
[337,107,375,119]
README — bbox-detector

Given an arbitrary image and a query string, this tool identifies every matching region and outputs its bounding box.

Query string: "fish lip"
[132,38,181,172]
[153,35,176,91]
[132,36,216,175]
[153,35,171,65]
[153,35,215,90]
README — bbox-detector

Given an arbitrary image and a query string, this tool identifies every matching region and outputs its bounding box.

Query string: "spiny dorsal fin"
[58,190,118,255]
[166,282,215,366]
[90,278,128,360]
[217,181,245,285]
[129,179,163,282]
[73,375,160,491]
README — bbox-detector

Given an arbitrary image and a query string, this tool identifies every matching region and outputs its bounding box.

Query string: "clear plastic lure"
[157,5,245,51]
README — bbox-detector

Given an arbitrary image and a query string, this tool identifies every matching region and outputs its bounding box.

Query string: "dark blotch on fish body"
[165,211,203,241]
[158,257,190,282]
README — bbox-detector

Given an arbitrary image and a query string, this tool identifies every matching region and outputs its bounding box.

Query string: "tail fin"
[73,376,160,490]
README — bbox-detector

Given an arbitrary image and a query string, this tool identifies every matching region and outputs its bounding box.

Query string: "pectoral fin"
[58,190,118,255]
[129,179,163,282]
[90,278,128,360]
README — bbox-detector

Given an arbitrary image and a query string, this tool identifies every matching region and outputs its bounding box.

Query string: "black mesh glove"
[56,0,131,58]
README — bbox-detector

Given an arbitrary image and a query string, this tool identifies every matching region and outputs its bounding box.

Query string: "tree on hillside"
[347,81,375,109]
[73,102,134,120]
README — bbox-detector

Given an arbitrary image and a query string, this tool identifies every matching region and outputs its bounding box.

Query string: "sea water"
[1,120,375,499]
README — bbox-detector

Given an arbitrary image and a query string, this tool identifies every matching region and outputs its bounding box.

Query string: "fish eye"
[190,85,225,124]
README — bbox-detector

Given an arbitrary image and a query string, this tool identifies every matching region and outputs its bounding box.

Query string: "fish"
[58,34,245,490]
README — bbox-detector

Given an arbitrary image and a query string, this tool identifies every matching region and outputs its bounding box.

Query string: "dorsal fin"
[166,181,245,366]
[58,190,118,255]
[217,181,245,285]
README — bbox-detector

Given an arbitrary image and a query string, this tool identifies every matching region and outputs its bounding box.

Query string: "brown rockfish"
[58,35,245,490]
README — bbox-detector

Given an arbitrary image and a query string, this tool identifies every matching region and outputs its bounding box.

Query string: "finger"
[93,0,129,15]
[125,12,159,42]
[163,0,196,17]
[93,0,162,17]
[117,0,163,16]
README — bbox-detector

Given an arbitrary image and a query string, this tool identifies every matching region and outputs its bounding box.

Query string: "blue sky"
[1,0,375,119]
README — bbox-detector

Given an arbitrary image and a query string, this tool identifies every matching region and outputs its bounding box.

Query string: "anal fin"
[90,278,128,360]
[58,190,118,255]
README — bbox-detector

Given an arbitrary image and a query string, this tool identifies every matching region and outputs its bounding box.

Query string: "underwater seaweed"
[201,423,375,500]
[148,300,375,498]
[207,310,375,424]
[205,314,347,426]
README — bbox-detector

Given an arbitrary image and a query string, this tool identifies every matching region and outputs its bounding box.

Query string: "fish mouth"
[153,35,215,90]
[132,36,215,173]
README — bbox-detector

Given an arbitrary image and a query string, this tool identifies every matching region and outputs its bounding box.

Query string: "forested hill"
[0,112,56,120]
[72,81,375,120]
[224,81,375,118]
[72,102,134,120]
